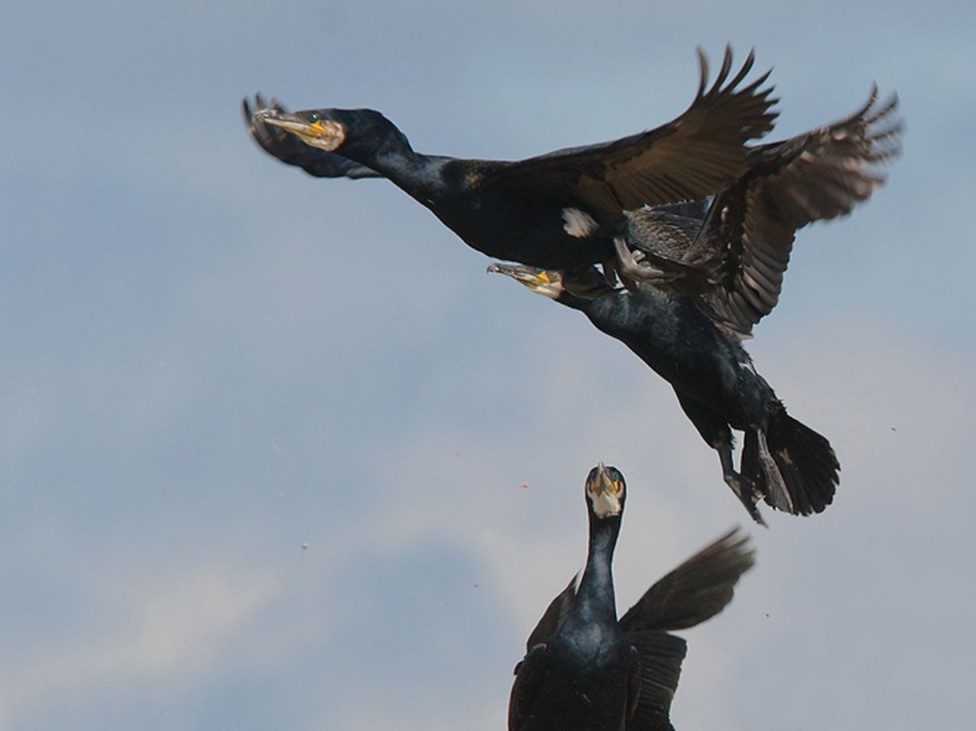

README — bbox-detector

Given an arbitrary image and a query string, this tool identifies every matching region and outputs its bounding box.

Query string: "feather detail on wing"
[625,631,687,731]
[491,47,778,213]
[619,528,754,632]
[686,87,901,335]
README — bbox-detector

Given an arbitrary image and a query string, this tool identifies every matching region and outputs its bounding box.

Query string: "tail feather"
[753,406,839,515]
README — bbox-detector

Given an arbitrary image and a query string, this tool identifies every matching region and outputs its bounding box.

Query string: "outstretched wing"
[243,95,382,179]
[524,573,579,652]
[490,47,778,214]
[687,87,901,335]
[619,528,754,632]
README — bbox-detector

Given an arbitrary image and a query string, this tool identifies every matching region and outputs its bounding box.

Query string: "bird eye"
[307,112,320,123]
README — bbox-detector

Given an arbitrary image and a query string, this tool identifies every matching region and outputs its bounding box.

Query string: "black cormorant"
[509,464,753,730]
[612,88,900,335]
[243,48,777,276]
[489,90,899,523]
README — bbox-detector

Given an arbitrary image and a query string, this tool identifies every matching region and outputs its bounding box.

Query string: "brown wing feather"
[687,87,901,335]
[491,47,778,213]
[619,528,754,633]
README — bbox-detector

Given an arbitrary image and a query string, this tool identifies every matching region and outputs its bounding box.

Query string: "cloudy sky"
[3,1,974,729]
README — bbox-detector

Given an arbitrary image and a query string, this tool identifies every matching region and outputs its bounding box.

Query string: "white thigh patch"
[561,207,598,238]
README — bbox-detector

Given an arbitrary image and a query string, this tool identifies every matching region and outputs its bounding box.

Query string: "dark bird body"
[589,287,766,424]
[514,278,819,522]
[244,48,777,274]
[491,90,899,522]
[509,464,753,730]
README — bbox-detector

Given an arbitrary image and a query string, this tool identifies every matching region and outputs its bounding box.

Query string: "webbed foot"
[613,236,671,288]
[725,473,767,527]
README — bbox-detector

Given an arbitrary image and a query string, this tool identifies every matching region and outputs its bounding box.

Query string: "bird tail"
[745,404,839,515]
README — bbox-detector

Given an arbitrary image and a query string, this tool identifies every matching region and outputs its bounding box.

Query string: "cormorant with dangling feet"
[490,89,900,522]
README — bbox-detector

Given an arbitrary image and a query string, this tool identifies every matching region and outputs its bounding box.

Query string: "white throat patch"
[562,208,599,238]
[589,490,622,518]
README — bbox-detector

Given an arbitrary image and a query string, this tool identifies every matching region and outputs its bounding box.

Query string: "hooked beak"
[592,462,615,496]
[487,262,551,287]
[258,111,345,151]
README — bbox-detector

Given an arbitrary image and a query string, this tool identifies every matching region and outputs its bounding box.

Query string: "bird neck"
[352,140,449,202]
[570,514,620,627]
[554,291,592,312]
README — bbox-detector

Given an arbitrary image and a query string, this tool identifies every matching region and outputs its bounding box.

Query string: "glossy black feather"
[625,631,687,731]
[618,88,900,336]
[491,264,840,520]
[491,46,779,214]
[244,48,777,271]
[619,529,755,631]
[511,467,753,729]
[583,288,839,520]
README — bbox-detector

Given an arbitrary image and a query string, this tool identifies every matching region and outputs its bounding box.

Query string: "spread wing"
[619,528,754,633]
[242,95,381,179]
[623,207,704,260]
[490,47,778,214]
[524,573,579,652]
[687,87,901,335]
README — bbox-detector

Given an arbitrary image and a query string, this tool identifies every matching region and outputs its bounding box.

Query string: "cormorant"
[509,464,754,730]
[490,89,899,523]
[611,87,901,336]
[243,47,777,277]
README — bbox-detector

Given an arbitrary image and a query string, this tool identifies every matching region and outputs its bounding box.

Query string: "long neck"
[570,514,620,628]
[353,139,451,203]
[555,290,594,312]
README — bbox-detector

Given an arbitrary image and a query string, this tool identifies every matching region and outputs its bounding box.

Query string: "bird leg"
[612,236,673,288]
[716,439,767,527]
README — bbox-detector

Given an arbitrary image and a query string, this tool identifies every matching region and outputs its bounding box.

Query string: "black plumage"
[614,87,901,337]
[509,464,753,730]
[243,47,776,273]
[489,90,899,523]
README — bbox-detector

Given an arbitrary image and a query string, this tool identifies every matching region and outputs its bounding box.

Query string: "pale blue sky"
[2,2,974,729]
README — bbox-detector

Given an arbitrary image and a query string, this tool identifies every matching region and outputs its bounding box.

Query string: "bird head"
[256,107,409,159]
[584,463,626,519]
[487,263,565,299]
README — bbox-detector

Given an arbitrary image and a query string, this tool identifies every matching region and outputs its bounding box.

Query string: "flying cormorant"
[243,48,777,278]
[509,464,754,730]
[488,85,899,523]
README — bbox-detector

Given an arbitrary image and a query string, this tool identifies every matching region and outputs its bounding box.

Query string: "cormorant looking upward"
[243,47,777,281]
[489,89,899,523]
[509,463,754,730]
